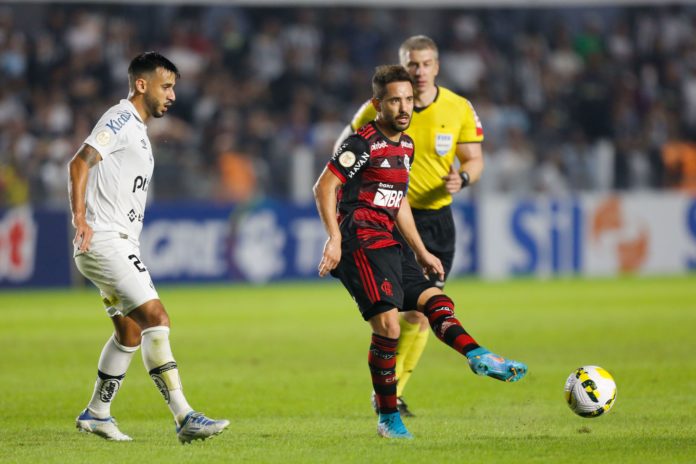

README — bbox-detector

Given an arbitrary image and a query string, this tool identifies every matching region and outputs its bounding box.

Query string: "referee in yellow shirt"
[334,35,485,417]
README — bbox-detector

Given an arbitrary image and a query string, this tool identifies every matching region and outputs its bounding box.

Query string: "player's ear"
[370,97,381,113]
[134,77,147,94]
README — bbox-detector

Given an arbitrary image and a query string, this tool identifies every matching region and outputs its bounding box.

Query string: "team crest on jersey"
[435,133,454,156]
[95,130,112,146]
[381,279,393,296]
[339,151,356,167]
[404,155,410,171]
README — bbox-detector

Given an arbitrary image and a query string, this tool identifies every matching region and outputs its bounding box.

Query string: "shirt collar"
[120,99,145,125]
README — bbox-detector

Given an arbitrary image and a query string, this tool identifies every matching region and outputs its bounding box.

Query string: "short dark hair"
[372,65,413,100]
[127,51,180,87]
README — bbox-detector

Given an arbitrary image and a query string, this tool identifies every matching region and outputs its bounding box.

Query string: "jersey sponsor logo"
[95,130,112,146]
[380,159,391,168]
[132,176,149,193]
[400,140,413,149]
[371,140,388,151]
[99,379,121,402]
[127,209,144,223]
[105,110,132,135]
[435,133,454,156]
[338,150,356,167]
[347,151,370,179]
[150,374,170,402]
[374,188,404,208]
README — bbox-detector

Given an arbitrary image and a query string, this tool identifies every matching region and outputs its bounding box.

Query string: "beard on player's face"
[144,92,165,118]
[384,111,410,133]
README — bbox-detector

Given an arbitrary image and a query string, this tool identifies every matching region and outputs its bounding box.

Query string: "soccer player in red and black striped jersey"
[315,65,528,439]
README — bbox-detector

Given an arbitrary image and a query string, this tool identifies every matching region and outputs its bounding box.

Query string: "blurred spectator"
[1,4,696,210]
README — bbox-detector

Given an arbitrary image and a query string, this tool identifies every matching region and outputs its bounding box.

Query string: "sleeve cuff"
[327,163,347,183]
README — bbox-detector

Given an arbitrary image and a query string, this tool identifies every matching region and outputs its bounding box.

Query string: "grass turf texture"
[0,276,695,463]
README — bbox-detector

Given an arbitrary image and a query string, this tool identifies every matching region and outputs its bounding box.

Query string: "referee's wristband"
[459,171,470,189]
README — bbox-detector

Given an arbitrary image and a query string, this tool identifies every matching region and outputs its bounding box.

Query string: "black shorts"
[331,246,404,321]
[396,205,456,310]
[412,205,455,277]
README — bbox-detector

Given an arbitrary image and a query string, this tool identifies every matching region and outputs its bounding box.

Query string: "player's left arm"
[396,197,445,280]
[443,142,484,193]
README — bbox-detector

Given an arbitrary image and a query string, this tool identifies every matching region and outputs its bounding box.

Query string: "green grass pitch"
[1,276,695,463]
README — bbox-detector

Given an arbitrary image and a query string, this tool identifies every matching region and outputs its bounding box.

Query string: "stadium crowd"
[1,3,696,208]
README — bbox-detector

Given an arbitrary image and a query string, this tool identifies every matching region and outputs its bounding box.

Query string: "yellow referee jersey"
[350,86,483,210]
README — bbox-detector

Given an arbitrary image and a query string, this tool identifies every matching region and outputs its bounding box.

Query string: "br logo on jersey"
[374,188,404,208]
[435,133,454,156]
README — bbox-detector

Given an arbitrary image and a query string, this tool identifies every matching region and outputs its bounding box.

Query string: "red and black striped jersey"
[327,121,415,251]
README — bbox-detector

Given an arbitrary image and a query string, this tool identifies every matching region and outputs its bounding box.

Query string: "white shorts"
[74,231,159,317]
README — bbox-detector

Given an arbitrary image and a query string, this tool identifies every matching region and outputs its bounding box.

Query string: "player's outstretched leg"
[421,294,527,383]
[466,347,527,382]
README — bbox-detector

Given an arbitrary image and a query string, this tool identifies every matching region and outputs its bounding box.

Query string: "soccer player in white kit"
[68,52,228,443]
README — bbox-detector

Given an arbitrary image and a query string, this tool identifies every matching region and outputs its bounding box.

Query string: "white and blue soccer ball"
[564,365,617,418]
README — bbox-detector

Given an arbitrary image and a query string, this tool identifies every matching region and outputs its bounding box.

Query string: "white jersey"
[83,99,154,242]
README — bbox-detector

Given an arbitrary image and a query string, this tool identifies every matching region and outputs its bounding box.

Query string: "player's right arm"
[68,143,102,252]
[313,167,343,277]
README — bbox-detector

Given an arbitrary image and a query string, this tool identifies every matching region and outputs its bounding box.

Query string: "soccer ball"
[564,365,617,418]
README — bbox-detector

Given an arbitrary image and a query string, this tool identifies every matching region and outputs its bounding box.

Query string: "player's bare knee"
[416,287,443,312]
[111,315,141,347]
[129,299,170,330]
[402,310,423,325]
[369,309,400,338]
[114,328,141,347]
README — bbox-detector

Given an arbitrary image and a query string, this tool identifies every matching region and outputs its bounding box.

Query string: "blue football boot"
[76,408,132,441]
[176,411,229,444]
[377,411,413,439]
[467,347,527,382]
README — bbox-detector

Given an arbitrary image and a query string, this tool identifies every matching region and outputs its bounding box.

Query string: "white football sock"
[141,326,193,425]
[87,334,139,419]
